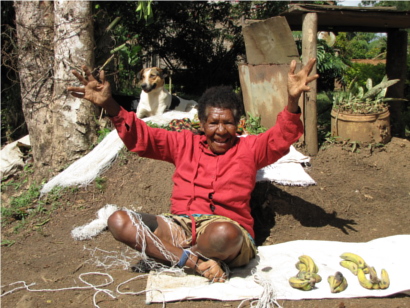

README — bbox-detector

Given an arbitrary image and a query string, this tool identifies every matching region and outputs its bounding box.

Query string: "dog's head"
[137,67,167,93]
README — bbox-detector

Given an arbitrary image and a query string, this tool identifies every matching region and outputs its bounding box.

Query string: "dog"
[136,67,197,119]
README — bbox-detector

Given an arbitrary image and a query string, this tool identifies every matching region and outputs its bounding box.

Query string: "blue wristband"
[177,249,191,268]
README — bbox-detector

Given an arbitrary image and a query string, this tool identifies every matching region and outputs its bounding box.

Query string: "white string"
[0,272,116,308]
[116,274,166,307]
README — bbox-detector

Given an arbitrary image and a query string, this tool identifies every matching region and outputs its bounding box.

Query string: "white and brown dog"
[136,67,197,119]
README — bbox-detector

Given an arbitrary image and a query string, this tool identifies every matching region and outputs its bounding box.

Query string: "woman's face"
[200,107,238,154]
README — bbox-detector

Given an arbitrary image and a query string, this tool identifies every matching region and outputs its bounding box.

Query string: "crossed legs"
[107,210,244,282]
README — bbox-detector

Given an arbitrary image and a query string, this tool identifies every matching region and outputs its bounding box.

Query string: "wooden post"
[386,29,407,138]
[302,13,318,156]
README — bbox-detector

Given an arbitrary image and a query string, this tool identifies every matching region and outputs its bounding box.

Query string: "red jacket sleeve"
[247,107,304,169]
[109,107,180,163]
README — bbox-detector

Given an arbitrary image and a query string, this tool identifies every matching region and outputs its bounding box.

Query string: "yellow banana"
[311,273,322,283]
[340,252,367,269]
[298,255,318,273]
[357,268,374,289]
[295,261,307,272]
[368,266,380,284]
[372,282,380,289]
[379,269,390,289]
[289,276,313,290]
[340,260,358,275]
[333,276,348,293]
[328,271,346,293]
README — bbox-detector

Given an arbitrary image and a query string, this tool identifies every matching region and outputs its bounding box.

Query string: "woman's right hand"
[67,66,120,116]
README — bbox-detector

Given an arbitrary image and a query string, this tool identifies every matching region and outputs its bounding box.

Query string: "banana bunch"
[328,271,348,293]
[340,252,390,290]
[289,255,321,291]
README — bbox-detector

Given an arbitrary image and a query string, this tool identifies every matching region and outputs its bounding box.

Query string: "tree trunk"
[52,0,99,168]
[14,0,99,178]
[14,0,55,175]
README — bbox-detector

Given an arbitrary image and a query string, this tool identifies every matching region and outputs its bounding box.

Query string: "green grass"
[1,182,41,220]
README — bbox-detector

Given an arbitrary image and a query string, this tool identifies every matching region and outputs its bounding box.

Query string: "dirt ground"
[1,137,410,308]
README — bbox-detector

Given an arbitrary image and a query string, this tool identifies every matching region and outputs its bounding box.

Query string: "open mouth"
[214,138,229,146]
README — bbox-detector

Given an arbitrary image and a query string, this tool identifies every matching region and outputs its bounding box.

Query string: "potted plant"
[330,76,403,144]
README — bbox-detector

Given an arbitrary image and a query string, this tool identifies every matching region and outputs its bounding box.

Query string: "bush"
[344,63,386,89]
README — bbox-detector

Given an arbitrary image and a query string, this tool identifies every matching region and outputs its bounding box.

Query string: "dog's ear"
[156,68,168,79]
[137,68,145,80]
[162,69,168,79]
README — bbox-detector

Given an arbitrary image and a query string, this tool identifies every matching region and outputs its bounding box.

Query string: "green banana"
[289,276,314,290]
[340,260,358,275]
[300,282,314,291]
[328,271,347,293]
[298,255,318,273]
[296,271,311,280]
[295,261,307,272]
[340,252,367,269]
[357,268,374,289]
[379,269,390,289]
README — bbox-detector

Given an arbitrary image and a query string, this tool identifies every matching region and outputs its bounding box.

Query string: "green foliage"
[136,0,154,24]
[344,62,386,89]
[361,1,410,11]
[335,32,387,60]
[245,113,267,135]
[97,127,112,144]
[95,1,289,96]
[316,40,349,91]
[332,76,402,114]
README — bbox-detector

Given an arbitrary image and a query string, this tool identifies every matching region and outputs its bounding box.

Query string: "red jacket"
[111,107,303,239]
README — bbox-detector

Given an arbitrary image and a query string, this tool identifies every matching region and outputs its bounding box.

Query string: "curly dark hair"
[197,86,244,124]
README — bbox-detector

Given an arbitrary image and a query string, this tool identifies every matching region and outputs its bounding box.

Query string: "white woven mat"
[146,235,410,303]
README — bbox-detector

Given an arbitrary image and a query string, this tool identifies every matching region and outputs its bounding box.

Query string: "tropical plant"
[331,76,404,114]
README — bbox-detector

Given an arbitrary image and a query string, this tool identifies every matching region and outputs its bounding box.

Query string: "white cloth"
[40,130,124,195]
[256,145,315,186]
[0,135,31,179]
[146,235,410,303]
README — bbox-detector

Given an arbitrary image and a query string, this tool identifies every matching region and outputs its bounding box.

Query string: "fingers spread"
[71,70,87,86]
[289,59,296,75]
[69,91,84,99]
[99,69,106,84]
[67,86,85,93]
[82,65,95,82]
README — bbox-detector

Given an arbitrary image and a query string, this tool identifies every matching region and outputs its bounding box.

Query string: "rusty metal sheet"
[239,63,303,130]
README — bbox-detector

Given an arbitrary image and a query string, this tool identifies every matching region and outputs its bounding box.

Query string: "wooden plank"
[302,13,318,156]
[238,63,303,130]
[282,4,410,32]
[242,16,299,65]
